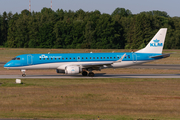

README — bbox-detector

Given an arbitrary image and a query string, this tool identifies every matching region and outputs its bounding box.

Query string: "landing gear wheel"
[21,69,26,77]
[88,72,94,77]
[82,71,88,76]
[22,74,26,77]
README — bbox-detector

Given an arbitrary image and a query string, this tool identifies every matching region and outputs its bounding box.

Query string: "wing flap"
[79,62,113,68]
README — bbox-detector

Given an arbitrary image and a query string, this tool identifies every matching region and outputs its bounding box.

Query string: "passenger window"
[97,57,99,59]
[86,57,88,59]
[62,58,64,60]
[128,55,130,58]
[58,58,60,60]
[17,58,20,60]
[101,57,102,59]
[107,57,109,59]
[118,57,120,59]
[66,58,68,60]
[70,58,71,59]
[82,57,84,59]
[104,57,105,59]
[43,58,45,60]
[90,57,92,59]
[110,57,112,59]
[40,58,41,60]
[47,58,49,60]
[74,58,75,59]
[51,58,53,60]
[55,58,56,60]
[93,57,95,59]
[114,57,116,59]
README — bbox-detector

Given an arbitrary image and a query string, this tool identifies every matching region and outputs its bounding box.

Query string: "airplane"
[4,28,170,77]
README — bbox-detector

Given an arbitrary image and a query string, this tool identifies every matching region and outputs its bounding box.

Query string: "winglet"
[113,53,126,63]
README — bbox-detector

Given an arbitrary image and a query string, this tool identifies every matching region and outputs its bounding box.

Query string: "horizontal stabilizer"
[150,53,171,58]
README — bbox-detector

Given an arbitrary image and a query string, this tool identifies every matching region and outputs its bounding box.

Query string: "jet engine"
[65,66,81,74]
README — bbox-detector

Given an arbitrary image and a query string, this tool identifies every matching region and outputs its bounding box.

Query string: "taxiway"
[1,74,180,79]
[1,63,180,78]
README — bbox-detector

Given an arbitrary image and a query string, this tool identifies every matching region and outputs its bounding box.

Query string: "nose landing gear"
[21,69,26,77]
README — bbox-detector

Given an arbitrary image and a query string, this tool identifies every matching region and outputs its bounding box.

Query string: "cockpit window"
[12,57,20,60]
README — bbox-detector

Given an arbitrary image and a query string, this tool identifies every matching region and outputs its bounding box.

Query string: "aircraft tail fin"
[135,28,167,54]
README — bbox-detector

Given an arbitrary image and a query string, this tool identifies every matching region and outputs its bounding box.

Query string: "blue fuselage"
[4,52,163,70]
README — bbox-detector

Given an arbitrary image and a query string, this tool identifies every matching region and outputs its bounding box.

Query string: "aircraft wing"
[80,62,113,68]
[76,53,126,68]
[57,53,126,70]
[150,53,171,58]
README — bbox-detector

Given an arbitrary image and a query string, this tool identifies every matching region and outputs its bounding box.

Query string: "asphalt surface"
[129,64,180,70]
[1,74,180,78]
[1,62,180,78]
[0,62,6,67]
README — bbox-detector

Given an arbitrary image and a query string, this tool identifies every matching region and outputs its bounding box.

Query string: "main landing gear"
[82,71,88,76]
[21,69,26,77]
[82,69,95,77]
[88,72,94,77]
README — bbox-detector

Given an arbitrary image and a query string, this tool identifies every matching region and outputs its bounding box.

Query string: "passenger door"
[132,53,137,63]
[27,55,33,65]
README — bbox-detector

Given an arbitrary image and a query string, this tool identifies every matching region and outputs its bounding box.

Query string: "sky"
[0,0,180,17]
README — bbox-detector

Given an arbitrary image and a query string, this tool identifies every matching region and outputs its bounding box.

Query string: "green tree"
[82,21,95,48]
[111,8,132,17]
[1,12,8,46]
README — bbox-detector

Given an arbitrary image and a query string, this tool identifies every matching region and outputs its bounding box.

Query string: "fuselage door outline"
[132,53,137,63]
[27,55,33,65]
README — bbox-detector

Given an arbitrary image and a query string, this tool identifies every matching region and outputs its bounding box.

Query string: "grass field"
[1,48,180,119]
[1,78,180,120]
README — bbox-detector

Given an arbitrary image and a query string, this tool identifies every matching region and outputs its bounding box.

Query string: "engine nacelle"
[56,69,65,73]
[65,66,80,74]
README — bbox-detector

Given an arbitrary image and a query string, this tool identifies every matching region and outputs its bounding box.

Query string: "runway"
[1,62,180,69]
[129,64,180,70]
[1,74,180,78]
[0,62,6,67]
[1,62,180,78]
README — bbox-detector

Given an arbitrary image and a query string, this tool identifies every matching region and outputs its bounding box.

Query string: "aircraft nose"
[4,62,11,68]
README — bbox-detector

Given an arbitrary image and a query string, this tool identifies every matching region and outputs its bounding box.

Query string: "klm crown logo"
[39,54,48,58]
[150,39,163,47]
[153,39,160,43]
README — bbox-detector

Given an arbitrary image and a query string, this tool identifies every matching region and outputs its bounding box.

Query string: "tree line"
[0,7,180,49]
